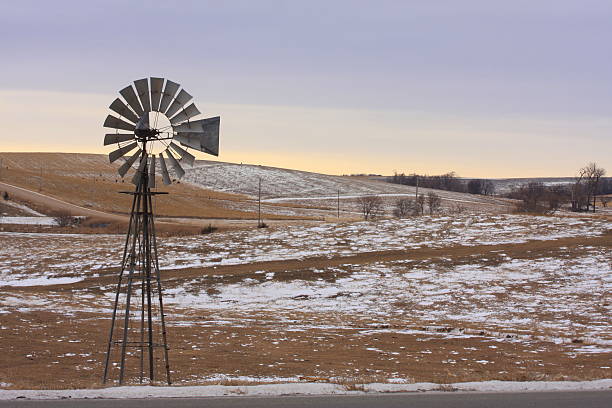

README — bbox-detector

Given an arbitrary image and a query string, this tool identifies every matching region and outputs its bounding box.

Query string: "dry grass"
[1,307,610,390]
[0,153,318,221]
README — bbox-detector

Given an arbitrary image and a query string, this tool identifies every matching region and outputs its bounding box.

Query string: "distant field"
[0,153,516,223]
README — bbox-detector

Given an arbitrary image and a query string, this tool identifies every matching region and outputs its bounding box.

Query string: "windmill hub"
[134,126,158,141]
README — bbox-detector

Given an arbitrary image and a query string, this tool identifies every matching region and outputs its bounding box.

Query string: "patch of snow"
[0,217,57,226]
[0,200,44,216]
[0,276,83,287]
[1,379,611,400]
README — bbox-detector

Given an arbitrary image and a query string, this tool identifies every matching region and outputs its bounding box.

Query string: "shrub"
[358,195,384,220]
[201,224,218,234]
[393,198,414,218]
[427,192,442,214]
[53,212,79,227]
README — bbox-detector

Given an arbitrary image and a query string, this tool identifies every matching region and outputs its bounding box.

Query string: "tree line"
[357,191,444,220]
[387,171,495,196]
[505,162,609,214]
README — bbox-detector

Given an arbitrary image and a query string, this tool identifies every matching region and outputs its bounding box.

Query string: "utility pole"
[337,189,340,218]
[415,174,419,201]
[258,177,262,227]
[39,166,43,192]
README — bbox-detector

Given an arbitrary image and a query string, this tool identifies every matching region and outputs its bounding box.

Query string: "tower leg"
[102,152,171,385]
[103,189,139,384]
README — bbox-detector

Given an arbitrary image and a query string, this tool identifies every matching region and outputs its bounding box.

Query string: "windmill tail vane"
[101,77,220,385]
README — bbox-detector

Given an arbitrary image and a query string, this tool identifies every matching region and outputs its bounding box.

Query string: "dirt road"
[0,181,127,222]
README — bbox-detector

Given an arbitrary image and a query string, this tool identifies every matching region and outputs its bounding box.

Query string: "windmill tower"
[102,77,220,385]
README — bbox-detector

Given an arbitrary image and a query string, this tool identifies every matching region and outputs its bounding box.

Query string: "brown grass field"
[0,152,317,222]
[0,153,610,390]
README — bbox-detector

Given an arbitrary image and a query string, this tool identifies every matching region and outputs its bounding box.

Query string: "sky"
[0,0,610,177]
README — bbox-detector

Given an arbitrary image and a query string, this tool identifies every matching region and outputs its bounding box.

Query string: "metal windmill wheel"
[103,76,220,185]
[102,77,220,385]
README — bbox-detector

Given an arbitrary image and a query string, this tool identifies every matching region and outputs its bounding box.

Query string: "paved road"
[2,391,611,408]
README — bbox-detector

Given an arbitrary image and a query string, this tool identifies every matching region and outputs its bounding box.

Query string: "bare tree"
[512,182,546,213]
[415,193,426,215]
[544,185,570,214]
[579,162,606,212]
[358,195,383,220]
[427,192,442,215]
[393,198,414,218]
[571,177,589,212]
[483,180,495,196]
[449,203,466,214]
[53,211,79,227]
[467,179,484,195]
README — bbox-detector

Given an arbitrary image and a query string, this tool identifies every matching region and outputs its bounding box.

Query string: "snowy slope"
[183,161,513,210]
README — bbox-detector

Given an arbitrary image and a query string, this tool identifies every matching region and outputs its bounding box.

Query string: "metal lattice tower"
[101,77,220,385]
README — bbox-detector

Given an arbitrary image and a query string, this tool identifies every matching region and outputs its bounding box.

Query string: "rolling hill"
[0,152,515,223]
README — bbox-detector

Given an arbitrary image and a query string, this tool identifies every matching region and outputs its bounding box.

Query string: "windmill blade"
[199,132,219,156]
[173,116,218,133]
[199,117,220,156]
[135,113,150,131]
[159,80,179,113]
[148,154,156,188]
[134,78,151,112]
[109,98,139,124]
[174,133,201,151]
[175,116,219,156]
[109,142,138,163]
[169,142,195,166]
[169,103,201,125]
[150,77,164,112]
[104,115,136,132]
[164,149,185,179]
[118,149,142,177]
[104,133,135,146]
[119,85,144,116]
[131,154,147,185]
[158,152,172,185]
[164,89,192,118]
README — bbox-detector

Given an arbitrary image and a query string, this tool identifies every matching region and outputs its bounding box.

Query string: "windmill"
[102,77,220,385]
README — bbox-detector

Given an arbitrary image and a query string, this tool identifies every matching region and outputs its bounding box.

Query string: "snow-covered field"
[1,214,609,347]
[0,212,609,389]
[0,214,608,287]
[183,161,512,211]
[163,247,611,346]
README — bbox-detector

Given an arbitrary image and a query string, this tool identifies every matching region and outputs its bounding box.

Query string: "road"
[0,181,127,221]
[2,391,611,408]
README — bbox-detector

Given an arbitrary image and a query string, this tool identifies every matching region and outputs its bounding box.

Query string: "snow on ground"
[155,214,611,271]
[0,216,57,225]
[0,231,119,288]
[184,162,399,199]
[0,200,44,216]
[0,214,608,286]
[163,247,612,345]
[0,214,607,288]
[183,162,511,210]
[1,379,611,399]
[0,214,609,348]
